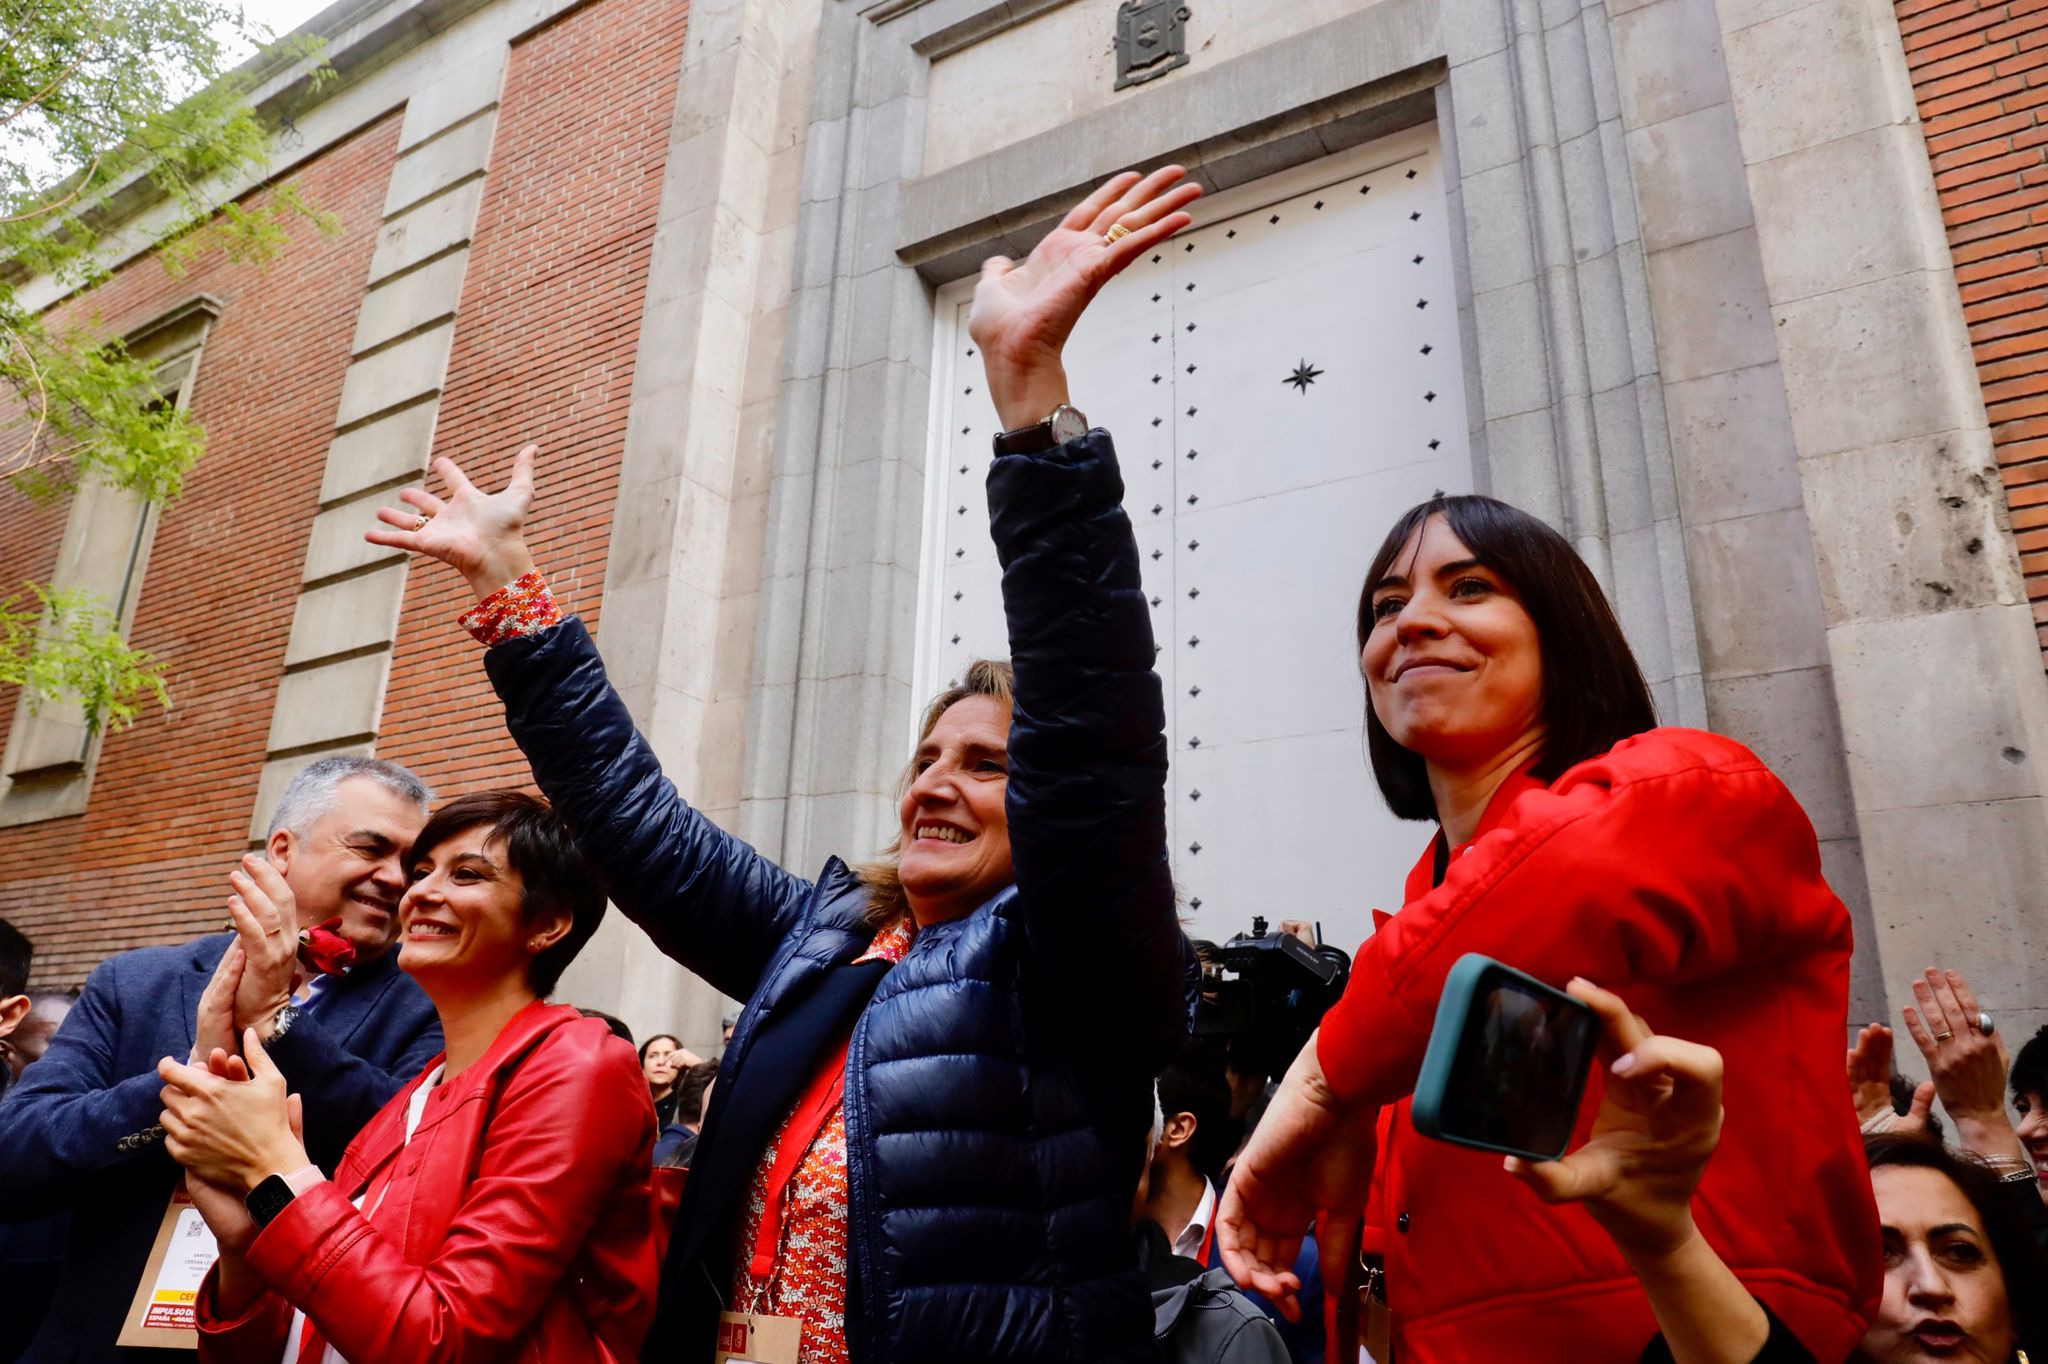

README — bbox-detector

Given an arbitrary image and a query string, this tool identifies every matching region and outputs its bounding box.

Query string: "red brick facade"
[1899,0,2048,658]
[379,0,688,794]
[0,116,403,987]
[0,0,689,990]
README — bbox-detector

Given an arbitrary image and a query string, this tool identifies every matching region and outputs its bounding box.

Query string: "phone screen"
[1435,970,1600,1158]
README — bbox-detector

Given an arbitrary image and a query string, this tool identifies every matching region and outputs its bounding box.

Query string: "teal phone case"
[1409,953,1597,1162]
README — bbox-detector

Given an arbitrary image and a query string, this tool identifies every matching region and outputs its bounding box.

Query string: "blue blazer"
[0,932,441,1363]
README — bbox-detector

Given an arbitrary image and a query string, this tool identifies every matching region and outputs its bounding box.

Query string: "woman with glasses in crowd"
[156,791,660,1362]
[364,168,1204,1364]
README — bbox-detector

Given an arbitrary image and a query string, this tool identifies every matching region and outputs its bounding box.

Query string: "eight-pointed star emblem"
[1284,359,1324,393]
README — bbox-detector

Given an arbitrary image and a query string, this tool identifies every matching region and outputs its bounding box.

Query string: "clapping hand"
[172,1048,307,1259]
[366,446,538,600]
[969,167,1202,431]
[226,854,302,1043]
[159,1029,311,1197]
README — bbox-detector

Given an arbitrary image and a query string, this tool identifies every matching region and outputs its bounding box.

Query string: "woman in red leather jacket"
[156,791,661,1363]
[1215,494,1882,1361]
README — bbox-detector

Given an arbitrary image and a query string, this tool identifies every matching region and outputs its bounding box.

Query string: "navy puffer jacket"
[484,429,1191,1363]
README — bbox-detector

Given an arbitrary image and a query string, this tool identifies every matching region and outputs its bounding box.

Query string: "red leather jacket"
[1317,728,1881,1361]
[195,1002,661,1363]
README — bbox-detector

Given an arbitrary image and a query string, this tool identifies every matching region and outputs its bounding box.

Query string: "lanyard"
[1196,1214,1217,1266]
[748,1032,854,1282]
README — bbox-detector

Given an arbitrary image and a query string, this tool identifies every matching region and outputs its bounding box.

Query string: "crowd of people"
[0,165,2042,1364]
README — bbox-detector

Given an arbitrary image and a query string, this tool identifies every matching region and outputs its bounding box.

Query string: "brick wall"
[0,0,691,990]
[376,0,689,796]
[0,115,404,988]
[1899,0,2048,659]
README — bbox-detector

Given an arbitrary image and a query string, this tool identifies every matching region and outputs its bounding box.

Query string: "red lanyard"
[1197,1213,1217,1267]
[748,1032,854,1282]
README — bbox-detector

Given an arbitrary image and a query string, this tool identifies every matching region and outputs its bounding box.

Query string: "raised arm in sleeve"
[482,616,814,1001]
[0,954,173,1219]
[986,428,1188,1064]
[1317,732,1852,1105]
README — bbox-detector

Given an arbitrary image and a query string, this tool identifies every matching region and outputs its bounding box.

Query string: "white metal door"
[916,129,1471,952]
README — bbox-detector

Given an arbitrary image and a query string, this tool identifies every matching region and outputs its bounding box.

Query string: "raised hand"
[1846,1022,1897,1125]
[1502,980,1721,1263]
[189,943,245,1065]
[969,166,1202,431]
[1215,1032,1376,1321]
[1903,965,2024,1161]
[365,446,538,600]
[226,854,302,1043]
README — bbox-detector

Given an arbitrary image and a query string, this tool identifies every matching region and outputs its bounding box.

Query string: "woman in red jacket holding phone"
[1216,494,1881,1360]
[155,791,662,1363]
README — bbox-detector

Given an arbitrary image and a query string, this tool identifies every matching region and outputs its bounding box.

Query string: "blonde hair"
[853,659,1016,926]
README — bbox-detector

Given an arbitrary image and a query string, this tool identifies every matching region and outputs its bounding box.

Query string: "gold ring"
[412,514,430,531]
[1934,1030,1954,1042]
[1103,223,1133,245]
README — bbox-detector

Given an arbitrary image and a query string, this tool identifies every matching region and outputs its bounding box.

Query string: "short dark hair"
[405,791,604,998]
[638,1033,682,1065]
[0,918,32,999]
[1157,1045,1243,1187]
[676,1059,719,1127]
[1357,495,1658,820]
[2011,1025,2048,1104]
[1865,1133,2048,1355]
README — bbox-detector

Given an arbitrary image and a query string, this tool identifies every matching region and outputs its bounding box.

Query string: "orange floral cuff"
[459,570,563,646]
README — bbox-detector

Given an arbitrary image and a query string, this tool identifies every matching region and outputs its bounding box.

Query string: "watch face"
[1049,406,1089,445]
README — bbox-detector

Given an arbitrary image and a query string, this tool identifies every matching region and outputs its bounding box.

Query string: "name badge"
[714,1310,802,1364]
[116,1181,218,1348]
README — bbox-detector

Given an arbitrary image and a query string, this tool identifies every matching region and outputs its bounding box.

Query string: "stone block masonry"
[1898,0,2048,660]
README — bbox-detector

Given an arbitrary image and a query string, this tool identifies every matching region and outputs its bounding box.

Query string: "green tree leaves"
[0,0,329,733]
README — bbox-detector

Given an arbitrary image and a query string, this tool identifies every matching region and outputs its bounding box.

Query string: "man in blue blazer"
[0,756,444,1363]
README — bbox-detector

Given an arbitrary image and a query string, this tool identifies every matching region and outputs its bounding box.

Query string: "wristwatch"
[267,1002,302,1042]
[245,1173,296,1228]
[992,403,1088,456]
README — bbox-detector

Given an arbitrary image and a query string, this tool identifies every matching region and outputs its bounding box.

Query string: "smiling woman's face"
[398,824,566,996]
[1362,514,1545,771]
[895,694,1014,926]
[1860,1164,2016,1364]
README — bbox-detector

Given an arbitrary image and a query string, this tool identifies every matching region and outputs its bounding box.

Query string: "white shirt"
[1171,1177,1218,1262]
[279,1064,444,1364]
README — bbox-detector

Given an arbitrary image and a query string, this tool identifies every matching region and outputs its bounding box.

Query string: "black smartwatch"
[992,403,1088,456]
[245,1173,297,1229]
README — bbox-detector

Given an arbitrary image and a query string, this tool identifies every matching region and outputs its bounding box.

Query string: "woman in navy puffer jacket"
[368,167,1206,1363]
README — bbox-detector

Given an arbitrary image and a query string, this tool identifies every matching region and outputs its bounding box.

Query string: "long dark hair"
[1356,494,1657,821]
[1862,1133,2048,1360]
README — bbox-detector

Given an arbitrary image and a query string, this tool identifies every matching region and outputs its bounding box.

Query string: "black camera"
[1190,917,1351,1084]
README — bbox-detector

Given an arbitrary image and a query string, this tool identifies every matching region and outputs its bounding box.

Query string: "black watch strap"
[245,1173,296,1228]
[991,419,1059,456]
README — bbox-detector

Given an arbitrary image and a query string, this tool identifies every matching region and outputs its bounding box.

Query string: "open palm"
[365,446,537,597]
[967,167,1202,399]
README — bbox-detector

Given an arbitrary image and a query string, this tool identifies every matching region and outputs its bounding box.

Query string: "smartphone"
[1410,954,1601,1161]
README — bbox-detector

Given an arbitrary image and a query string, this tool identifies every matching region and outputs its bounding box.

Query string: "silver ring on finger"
[412,513,430,531]
[1977,1010,1995,1036]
